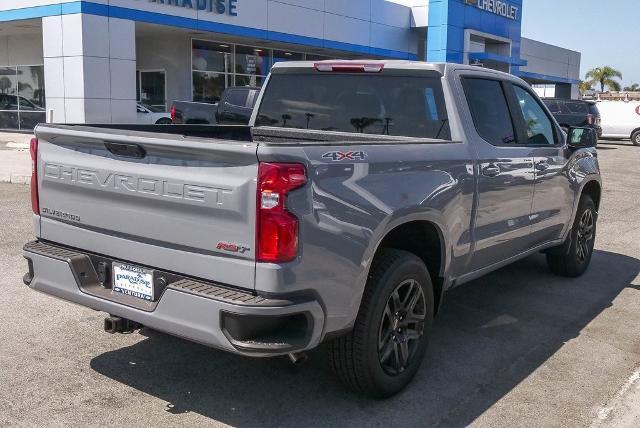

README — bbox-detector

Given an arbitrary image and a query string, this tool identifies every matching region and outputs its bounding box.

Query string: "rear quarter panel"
[256,141,475,333]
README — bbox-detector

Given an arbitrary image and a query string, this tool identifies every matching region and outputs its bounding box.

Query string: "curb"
[0,150,31,185]
[6,142,29,150]
[0,174,30,185]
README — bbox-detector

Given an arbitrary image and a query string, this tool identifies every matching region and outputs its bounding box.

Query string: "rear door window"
[544,100,561,114]
[462,78,516,145]
[256,73,451,139]
[566,102,589,114]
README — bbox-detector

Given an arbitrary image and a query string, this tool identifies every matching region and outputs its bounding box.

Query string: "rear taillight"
[170,105,176,122]
[30,137,39,215]
[256,163,307,263]
[587,114,595,125]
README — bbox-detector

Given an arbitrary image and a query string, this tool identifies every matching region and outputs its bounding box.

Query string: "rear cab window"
[255,71,451,139]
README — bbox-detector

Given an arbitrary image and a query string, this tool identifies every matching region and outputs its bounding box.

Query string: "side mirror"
[567,127,597,149]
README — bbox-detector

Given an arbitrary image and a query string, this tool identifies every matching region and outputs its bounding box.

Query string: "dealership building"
[0,0,581,130]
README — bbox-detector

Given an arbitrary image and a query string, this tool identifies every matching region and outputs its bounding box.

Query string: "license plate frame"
[112,262,155,301]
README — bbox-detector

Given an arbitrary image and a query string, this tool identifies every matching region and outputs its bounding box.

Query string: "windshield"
[256,73,451,139]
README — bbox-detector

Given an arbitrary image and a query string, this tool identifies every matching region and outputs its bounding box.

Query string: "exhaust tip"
[288,352,308,365]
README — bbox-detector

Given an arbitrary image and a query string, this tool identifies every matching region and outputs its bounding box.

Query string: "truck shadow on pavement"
[90,250,640,427]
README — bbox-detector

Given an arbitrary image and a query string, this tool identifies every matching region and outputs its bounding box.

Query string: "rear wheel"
[547,195,597,277]
[328,249,434,398]
[631,130,640,146]
[155,118,172,125]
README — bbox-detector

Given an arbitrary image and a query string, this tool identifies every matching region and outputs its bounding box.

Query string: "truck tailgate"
[34,125,258,289]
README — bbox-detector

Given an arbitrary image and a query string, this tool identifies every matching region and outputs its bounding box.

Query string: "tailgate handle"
[104,142,147,159]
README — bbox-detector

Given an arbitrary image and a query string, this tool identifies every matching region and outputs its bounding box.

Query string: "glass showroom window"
[234,45,269,87]
[137,70,167,111]
[191,39,342,102]
[273,50,303,67]
[0,65,45,130]
[192,40,233,103]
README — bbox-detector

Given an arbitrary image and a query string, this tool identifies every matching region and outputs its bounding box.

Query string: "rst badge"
[322,151,368,162]
[216,242,251,254]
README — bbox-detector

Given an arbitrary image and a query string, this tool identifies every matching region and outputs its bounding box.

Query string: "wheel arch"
[366,219,449,315]
[581,179,602,212]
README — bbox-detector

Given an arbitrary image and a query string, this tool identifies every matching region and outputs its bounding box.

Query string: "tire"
[155,118,172,125]
[547,195,597,277]
[632,130,640,146]
[328,249,434,398]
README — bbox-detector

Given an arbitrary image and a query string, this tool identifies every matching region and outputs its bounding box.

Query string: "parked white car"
[136,103,172,125]
[597,101,640,145]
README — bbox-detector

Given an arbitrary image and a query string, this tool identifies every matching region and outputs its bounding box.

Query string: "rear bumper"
[23,241,325,357]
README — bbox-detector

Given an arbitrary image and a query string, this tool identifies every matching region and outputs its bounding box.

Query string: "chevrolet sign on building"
[0,0,580,130]
[146,0,239,16]
[464,0,519,20]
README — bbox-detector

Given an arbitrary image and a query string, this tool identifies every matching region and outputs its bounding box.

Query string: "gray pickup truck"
[24,61,601,397]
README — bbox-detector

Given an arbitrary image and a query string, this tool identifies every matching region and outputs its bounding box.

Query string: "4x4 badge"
[322,151,367,162]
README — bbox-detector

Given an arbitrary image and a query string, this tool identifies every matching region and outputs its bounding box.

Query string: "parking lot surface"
[1,141,639,427]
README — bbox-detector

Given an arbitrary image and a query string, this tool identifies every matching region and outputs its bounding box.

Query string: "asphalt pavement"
[0,132,31,184]
[0,141,639,427]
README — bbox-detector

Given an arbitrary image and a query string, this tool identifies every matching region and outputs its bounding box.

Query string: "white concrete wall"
[1,0,419,56]
[43,14,137,124]
[520,37,581,82]
[0,0,62,11]
[0,33,43,66]
[136,33,192,104]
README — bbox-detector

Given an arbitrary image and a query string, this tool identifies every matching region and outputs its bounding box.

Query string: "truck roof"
[270,60,518,80]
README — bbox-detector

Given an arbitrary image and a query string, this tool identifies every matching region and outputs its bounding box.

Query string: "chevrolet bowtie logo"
[464,0,478,5]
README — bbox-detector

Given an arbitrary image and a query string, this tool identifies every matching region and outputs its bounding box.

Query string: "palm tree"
[585,66,623,92]
[579,80,593,95]
[623,83,640,92]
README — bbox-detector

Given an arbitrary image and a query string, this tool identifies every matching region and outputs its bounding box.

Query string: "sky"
[518,0,638,87]
[390,0,639,87]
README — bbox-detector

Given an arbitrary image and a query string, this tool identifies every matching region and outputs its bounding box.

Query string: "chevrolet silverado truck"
[23,61,601,397]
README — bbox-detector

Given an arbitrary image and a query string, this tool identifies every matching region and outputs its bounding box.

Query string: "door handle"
[535,160,549,171]
[104,142,146,159]
[482,164,501,177]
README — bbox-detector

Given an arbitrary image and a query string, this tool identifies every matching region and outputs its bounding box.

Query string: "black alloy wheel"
[575,209,595,263]
[378,278,426,376]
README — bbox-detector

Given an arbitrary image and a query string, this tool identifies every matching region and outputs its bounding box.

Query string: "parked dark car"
[0,94,46,130]
[171,86,260,125]
[215,86,260,125]
[542,98,602,137]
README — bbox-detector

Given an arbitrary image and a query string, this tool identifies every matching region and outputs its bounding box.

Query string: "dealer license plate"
[112,262,154,301]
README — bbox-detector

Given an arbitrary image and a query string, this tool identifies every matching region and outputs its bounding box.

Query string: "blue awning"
[468,52,528,67]
[514,70,581,85]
